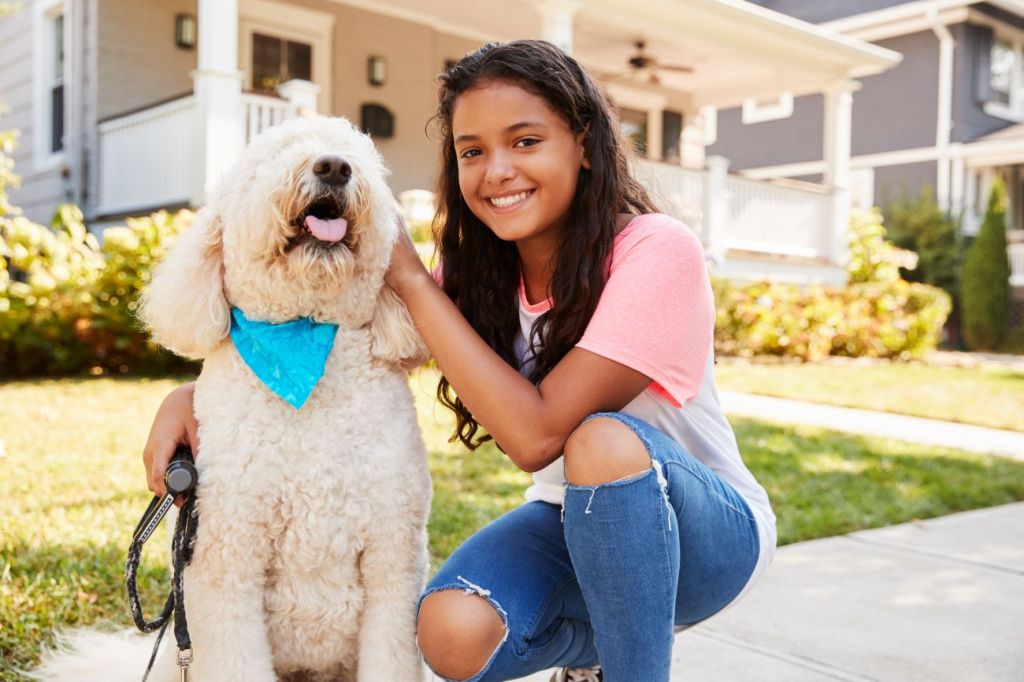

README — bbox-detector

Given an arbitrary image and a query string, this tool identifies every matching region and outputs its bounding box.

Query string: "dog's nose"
[312,155,352,186]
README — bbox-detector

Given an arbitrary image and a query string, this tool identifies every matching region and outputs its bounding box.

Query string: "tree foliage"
[961,178,1011,350]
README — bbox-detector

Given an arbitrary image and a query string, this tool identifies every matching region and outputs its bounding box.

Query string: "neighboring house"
[0,0,899,285]
[714,0,1024,301]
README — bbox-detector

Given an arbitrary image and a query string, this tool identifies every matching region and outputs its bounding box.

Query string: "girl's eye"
[458,148,481,160]
[514,137,541,148]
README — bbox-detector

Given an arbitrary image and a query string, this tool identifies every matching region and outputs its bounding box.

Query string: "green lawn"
[4,373,1024,677]
[715,361,1024,432]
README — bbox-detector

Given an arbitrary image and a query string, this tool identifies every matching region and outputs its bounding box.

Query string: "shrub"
[883,187,961,299]
[712,210,951,361]
[0,206,197,377]
[961,179,1011,350]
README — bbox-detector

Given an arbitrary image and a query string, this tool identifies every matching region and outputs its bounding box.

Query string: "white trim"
[239,0,334,113]
[822,1,972,35]
[741,93,794,124]
[931,11,955,210]
[849,167,876,209]
[828,7,970,42]
[32,0,67,173]
[323,0,499,44]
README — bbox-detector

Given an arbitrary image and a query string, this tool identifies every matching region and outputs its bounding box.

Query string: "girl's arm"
[387,229,651,473]
[142,381,200,497]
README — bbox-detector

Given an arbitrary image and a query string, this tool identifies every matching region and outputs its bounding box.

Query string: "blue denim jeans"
[420,412,760,682]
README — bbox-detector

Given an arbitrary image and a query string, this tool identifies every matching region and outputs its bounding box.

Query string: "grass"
[4,373,1024,677]
[714,360,1024,432]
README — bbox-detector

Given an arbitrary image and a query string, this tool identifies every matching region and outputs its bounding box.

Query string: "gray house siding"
[850,31,939,156]
[874,161,938,206]
[746,0,912,25]
[708,30,939,171]
[707,94,823,171]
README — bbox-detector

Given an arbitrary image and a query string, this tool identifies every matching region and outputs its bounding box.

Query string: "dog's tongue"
[304,215,348,242]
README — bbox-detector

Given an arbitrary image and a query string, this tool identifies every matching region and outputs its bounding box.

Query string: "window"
[619,107,649,158]
[252,33,312,93]
[984,31,1024,121]
[32,0,66,169]
[50,13,64,153]
[991,37,1015,106]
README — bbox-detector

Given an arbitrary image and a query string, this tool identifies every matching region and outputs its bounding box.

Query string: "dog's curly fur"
[32,117,432,682]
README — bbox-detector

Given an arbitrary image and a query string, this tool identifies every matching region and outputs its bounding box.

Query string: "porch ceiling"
[330,0,901,108]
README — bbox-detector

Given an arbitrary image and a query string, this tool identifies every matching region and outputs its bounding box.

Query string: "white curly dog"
[33,116,432,682]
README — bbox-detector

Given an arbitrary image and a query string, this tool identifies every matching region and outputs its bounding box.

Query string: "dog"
[32,116,432,682]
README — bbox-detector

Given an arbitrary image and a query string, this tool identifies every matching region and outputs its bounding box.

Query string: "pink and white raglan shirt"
[515,213,776,599]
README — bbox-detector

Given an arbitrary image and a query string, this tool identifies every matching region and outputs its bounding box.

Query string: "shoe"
[550,665,602,682]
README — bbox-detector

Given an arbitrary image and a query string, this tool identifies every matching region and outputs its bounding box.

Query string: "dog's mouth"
[287,196,355,252]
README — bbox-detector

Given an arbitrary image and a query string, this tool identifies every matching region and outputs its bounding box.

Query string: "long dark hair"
[431,40,657,449]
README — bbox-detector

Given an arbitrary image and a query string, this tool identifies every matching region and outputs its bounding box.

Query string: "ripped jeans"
[419,412,761,682]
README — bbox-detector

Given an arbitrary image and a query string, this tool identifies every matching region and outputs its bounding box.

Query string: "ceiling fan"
[622,40,694,85]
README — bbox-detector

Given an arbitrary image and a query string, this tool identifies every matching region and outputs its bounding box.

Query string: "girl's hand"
[385,214,431,297]
[142,382,200,498]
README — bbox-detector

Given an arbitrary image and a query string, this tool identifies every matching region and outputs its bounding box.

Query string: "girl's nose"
[483,152,515,185]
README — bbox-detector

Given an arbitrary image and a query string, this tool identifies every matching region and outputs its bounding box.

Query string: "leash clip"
[177,647,193,682]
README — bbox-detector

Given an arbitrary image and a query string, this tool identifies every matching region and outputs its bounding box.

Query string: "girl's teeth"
[489,191,530,208]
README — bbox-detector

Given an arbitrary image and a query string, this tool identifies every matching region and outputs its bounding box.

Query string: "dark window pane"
[286,41,312,81]
[51,84,64,152]
[662,110,683,164]
[253,33,282,92]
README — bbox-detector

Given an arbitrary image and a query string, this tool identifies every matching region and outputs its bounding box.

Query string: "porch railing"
[1010,243,1024,287]
[97,95,197,216]
[636,157,834,263]
[97,89,304,217]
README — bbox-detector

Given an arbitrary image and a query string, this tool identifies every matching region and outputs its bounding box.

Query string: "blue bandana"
[228,307,339,409]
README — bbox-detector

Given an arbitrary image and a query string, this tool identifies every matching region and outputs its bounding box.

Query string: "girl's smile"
[452,81,589,246]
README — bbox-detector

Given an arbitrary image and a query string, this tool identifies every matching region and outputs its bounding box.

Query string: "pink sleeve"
[576,215,714,407]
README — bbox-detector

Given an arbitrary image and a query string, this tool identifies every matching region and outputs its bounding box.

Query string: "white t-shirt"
[515,214,776,603]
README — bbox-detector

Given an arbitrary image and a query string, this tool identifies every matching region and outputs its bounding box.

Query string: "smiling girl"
[144,40,775,682]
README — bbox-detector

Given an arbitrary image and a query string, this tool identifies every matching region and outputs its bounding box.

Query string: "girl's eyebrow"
[454,121,548,144]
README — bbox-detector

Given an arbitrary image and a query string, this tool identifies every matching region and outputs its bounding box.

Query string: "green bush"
[0,207,197,377]
[884,187,961,299]
[713,209,951,361]
[961,179,1011,350]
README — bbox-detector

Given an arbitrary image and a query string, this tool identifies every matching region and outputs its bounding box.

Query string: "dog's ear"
[140,205,230,360]
[369,284,428,368]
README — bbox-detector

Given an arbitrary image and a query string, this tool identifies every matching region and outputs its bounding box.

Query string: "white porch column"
[532,0,582,54]
[931,12,955,212]
[703,156,729,266]
[822,80,859,267]
[191,0,244,205]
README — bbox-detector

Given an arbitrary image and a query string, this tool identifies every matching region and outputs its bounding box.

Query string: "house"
[712,0,1024,305]
[0,0,899,285]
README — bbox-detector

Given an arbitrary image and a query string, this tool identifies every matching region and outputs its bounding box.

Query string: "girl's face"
[452,81,589,246]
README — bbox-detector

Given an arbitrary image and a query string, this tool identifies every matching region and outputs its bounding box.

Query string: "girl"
[144,40,775,682]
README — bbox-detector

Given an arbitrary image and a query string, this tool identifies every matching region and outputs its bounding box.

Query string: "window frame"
[239,0,334,111]
[32,0,67,172]
[983,28,1024,123]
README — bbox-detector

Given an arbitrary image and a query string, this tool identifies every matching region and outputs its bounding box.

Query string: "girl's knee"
[564,415,652,486]
[417,589,507,680]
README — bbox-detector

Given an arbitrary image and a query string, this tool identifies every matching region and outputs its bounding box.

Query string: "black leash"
[126,446,200,682]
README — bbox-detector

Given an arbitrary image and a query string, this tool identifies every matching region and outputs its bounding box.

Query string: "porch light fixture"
[367,56,387,86]
[175,14,197,49]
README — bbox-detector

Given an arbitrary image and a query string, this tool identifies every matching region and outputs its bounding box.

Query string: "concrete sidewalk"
[718,391,1024,460]
[514,503,1024,681]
